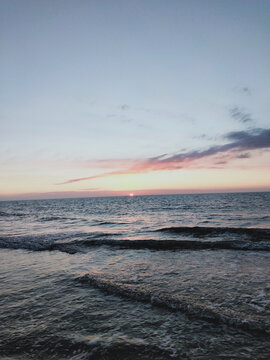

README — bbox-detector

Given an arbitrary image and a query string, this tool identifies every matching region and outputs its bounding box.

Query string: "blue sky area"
[1,0,270,199]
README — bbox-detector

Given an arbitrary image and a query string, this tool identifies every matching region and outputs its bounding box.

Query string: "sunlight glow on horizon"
[1,165,270,201]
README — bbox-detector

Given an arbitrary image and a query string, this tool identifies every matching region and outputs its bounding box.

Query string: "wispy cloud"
[120,104,130,110]
[235,153,250,159]
[192,134,214,141]
[230,106,253,123]
[233,86,252,96]
[242,87,251,96]
[58,128,270,185]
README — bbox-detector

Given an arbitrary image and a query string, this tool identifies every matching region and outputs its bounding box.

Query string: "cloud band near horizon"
[58,128,270,185]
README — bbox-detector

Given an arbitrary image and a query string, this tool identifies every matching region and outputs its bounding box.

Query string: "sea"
[0,192,270,359]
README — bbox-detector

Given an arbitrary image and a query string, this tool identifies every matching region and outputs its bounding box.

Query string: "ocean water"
[0,192,270,359]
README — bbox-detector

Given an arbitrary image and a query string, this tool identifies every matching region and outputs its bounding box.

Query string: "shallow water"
[0,192,270,359]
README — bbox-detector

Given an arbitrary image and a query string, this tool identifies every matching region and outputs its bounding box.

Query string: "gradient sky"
[1,0,270,200]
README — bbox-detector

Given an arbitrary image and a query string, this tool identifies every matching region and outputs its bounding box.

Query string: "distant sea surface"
[1,192,270,359]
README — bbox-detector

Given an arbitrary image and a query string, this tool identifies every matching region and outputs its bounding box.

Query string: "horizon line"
[0,188,269,202]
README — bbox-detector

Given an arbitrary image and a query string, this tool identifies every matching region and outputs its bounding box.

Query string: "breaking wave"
[78,274,269,335]
[1,234,270,254]
[156,226,270,240]
[0,232,92,254]
[79,238,270,251]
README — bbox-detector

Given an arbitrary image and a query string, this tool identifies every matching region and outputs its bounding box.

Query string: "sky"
[0,0,270,200]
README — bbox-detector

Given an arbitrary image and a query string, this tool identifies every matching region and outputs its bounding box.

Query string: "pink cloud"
[58,128,270,185]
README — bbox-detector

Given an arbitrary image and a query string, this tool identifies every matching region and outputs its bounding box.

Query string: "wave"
[0,237,81,254]
[79,238,270,251]
[0,232,90,254]
[78,274,269,335]
[94,220,128,226]
[0,211,25,217]
[39,216,76,222]
[1,235,270,254]
[156,226,270,240]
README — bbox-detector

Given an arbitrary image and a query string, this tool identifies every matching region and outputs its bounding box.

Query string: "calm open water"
[0,192,270,359]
